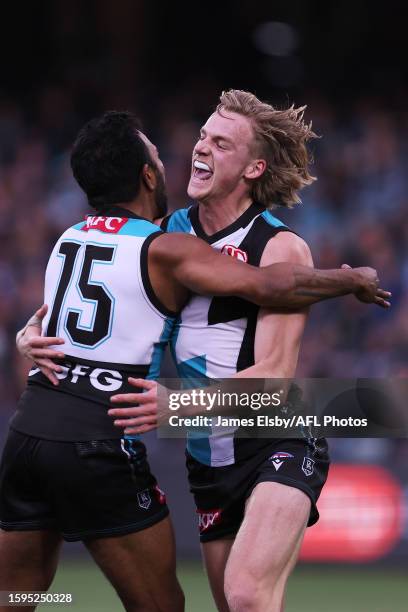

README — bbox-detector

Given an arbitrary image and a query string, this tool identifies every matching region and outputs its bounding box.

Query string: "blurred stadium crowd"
[0,85,407,468]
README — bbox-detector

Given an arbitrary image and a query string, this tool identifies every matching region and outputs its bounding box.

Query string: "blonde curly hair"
[217,89,318,208]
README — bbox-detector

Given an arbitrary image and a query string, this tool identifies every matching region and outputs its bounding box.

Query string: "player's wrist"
[341,268,360,293]
[349,268,372,295]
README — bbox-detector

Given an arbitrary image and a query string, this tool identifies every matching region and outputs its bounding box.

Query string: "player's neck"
[197,193,253,235]
[113,194,156,222]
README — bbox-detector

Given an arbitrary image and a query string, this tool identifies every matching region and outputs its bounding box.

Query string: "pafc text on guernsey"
[81,215,129,233]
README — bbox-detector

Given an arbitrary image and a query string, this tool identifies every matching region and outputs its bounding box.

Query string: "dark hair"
[70,110,152,211]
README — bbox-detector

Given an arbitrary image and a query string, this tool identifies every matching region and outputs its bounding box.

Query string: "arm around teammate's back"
[148,232,391,312]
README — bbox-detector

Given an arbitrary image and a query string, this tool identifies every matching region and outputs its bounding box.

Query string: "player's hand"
[343,264,392,308]
[16,304,65,386]
[109,378,167,434]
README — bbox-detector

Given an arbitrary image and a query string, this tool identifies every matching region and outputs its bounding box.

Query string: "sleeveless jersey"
[163,202,293,466]
[11,206,176,441]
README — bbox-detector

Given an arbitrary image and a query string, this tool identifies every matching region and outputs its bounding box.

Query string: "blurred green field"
[41,558,407,612]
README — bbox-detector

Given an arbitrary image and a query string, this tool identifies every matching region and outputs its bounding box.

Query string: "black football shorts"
[187,437,330,542]
[0,429,168,541]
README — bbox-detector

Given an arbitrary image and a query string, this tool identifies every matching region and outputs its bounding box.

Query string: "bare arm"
[110,232,391,432]
[235,233,311,380]
[110,236,313,431]
[150,232,391,311]
[16,305,65,386]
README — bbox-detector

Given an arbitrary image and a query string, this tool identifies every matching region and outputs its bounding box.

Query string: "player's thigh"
[85,516,183,611]
[225,482,310,586]
[0,529,62,610]
[201,538,234,612]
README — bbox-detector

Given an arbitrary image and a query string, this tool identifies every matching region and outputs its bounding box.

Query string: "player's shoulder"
[258,208,288,230]
[263,232,312,266]
[161,205,194,233]
[262,223,312,266]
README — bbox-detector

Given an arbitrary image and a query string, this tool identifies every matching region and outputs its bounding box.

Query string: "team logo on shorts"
[302,457,315,477]
[137,489,152,510]
[197,508,222,533]
[221,244,248,263]
[268,452,294,471]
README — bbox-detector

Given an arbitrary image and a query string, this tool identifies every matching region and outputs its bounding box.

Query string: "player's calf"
[85,519,185,612]
[0,530,62,612]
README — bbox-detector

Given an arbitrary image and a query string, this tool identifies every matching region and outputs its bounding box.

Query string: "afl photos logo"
[221,244,248,263]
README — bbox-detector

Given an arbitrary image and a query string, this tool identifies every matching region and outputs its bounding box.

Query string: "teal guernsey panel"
[147,317,177,380]
[261,210,287,228]
[166,207,192,233]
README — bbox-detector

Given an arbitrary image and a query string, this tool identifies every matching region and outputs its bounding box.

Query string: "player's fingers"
[35,358,64,372]
[124,424,157,435]
[341,263,352,269]
[374,297,391,308]
[31,349,65,360]
[29,336,65,348]
[40,367,60,386]
[34,304,48,318]
[110,392,151,404]
[376,289,392,298]
[108,406,140,417]
[108,405,156,417]
[128,377,157,391]
[114,415,157,428]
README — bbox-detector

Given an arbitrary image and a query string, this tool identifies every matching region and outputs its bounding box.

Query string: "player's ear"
[142,164,157,191]
[243,159,266,180]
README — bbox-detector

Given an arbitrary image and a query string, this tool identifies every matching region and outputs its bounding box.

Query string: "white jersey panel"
[166,204,289,467]
[172,220,258,379]
[170,216,259,467]
[42,219,169,367]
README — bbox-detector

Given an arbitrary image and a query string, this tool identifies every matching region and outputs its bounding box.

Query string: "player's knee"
[159,575,185,611]
[224,573,260,612]
[120,597,157,612]
[171,587,185,612]
[225,585,259,612]
[120,583,184,612]
[225,566,285,612]
[161,583,185,612]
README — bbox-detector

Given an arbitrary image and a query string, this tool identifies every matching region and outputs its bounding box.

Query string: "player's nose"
[194,137,210,156]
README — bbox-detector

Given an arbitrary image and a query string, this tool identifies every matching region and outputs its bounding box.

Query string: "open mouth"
[192,160,213,181]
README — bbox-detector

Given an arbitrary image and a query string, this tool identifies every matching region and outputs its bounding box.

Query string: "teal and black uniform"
[162,202,330,541]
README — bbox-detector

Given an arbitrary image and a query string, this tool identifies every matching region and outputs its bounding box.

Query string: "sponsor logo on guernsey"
[154,484,167,505]
[197,508,222,533]
[82,215,129,233]
[137,489,152,510]
[302,457,315,477]
[268,452,294,471]
[29,364,123,392]
[221,244,248,263]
